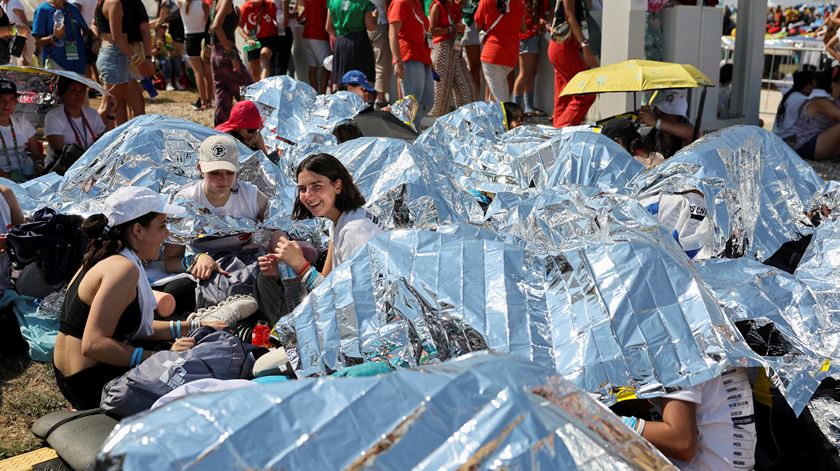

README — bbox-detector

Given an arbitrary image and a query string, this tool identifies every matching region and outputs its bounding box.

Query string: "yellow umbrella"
[559,60,713,97]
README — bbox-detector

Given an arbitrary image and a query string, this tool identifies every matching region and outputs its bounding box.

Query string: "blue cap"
[340,70,376,93]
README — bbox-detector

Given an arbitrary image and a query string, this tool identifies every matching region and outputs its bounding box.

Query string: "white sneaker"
[187,294,258,326]
[166,83,175,91]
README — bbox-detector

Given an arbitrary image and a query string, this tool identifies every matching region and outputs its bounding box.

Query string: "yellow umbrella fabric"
[559,60,714,97]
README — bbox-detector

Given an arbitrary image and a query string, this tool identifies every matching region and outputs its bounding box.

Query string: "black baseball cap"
[600,118,640,143]
[0,79,17,96]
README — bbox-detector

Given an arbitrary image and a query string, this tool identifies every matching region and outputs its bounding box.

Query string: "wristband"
[190,318,201,333]
[169,320,176,339]
[295,261,311,276]
[655,118,662,130]
[130,347,144,367]
[176,320,182,338]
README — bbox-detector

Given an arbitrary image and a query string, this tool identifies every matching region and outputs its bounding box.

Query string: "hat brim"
[161,203,186,217]
[199,160,239,173]
[214,122,238,133]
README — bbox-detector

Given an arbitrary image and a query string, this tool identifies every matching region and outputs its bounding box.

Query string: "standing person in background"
[548,0,596,127]
[0,9,12,65]
[179,0,213,110]
[388,0,432,128]
[459,0,481,92]
[301,0,330,93]
[152,0,187,90]
[428,0,475,117]
[271,0,293,75]
[474,0,524,102]
[210,0,253,126]
[94,0,154,122]
[3,0,34,66]
[69,0,99,80]
[367,0,391,108]
[511,0,546,116]
[326,0,376,89]
[238,0,279,80]
[32,0,90,75]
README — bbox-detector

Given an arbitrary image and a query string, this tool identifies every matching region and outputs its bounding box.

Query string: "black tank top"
[95,0,111,35]
[60,268,142,341]
[95,0,148,43]
[212,4,239,45]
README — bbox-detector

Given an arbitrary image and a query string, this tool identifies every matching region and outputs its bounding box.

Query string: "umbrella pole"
[693,87,707,141]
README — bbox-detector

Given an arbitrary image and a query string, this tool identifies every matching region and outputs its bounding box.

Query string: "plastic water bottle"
[278,262,299,282]
[53,10,65,47]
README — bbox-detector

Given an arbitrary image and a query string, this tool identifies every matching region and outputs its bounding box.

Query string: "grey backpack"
[101,328,255,417]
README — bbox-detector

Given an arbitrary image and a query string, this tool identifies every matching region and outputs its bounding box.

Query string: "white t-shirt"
[772,90,809,139]
[641,191,713,261]
[44,104,106,158]
[69,0,97,26]
[0,114,36,175]
[176,180,262,221]
[661,369,756,471]
[328,208,384,267]
[179,0,207,34]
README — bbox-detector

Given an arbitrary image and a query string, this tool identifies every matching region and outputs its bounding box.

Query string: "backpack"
[6,208,87,286]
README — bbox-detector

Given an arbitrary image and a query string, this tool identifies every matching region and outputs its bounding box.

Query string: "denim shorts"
[519,35,541,55]
[97,42,131,84]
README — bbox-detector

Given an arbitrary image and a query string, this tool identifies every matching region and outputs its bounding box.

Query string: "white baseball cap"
[653,90,688,118]
[105,187,185,227]
[199,134,240,173]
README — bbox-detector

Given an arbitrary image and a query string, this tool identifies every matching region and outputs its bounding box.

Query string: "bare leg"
[247,59,261,82]
[814,123,840,160]
[125,80,145,118]
[463,44,481,92]
[259,47,273,80]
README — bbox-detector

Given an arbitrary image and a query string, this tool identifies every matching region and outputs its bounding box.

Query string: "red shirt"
[388,0,432,64]
[302,0,329,39]
[475,0,523,67]
[239,0,279,39]
[430,0,461,43]
[518,0,544,40]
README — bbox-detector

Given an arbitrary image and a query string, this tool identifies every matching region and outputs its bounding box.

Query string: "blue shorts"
[796,135,818,160]
[97,42,132,85]
[519,35,541,55]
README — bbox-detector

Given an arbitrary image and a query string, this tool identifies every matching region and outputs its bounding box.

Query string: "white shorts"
[303,38,330,68]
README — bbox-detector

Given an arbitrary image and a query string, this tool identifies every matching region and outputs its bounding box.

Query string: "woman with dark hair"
[52,187,223,410]
[773,69,815,141]
[428,0,476,117]
[260,153,383,291]
[790,67,840,160]
[45,77,115,163]
[326,0,377,90]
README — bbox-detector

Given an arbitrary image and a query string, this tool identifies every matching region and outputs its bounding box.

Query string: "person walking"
[511,0,546,116]
[301,0,330,92]
[367,0,391,107]
[388,0,432,128]
[179,0,213,110]
[326,0,376,89]
[210,0,253,125]
[428,0,476,117]
[238,0,279,80]
[548,0,596,127]
[474,0,524,102]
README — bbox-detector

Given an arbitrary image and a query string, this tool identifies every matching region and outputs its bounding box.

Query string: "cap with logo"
[105,186,185,227]
[653,90,688,118]
[340,70,375,93]
[199,134,240,173]
[0,79,17,96]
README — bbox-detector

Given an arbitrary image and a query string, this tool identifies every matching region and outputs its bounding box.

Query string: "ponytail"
[79,212,159,270]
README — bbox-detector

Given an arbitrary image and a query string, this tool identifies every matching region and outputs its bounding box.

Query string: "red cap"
[215,100,263,133]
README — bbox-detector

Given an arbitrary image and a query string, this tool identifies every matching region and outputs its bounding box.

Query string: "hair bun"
[81,213,109,239]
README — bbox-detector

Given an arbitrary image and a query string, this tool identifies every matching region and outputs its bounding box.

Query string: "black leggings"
[54,362,128,410]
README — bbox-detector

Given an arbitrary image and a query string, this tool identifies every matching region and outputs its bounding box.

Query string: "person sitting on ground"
[214,100,268,154]
[790,66,840,161]
[256,153,383,320]
[332,119,364,143]
[339,69,375,104]
[45,77,117,172]
[637,90,694,159]
[0,79,45,182]
[599,116,665,169]
[52,186,224,410]
[0,184,24,293]
[503,101,524,130]
[617,368,756,471]
[772,69,815,142]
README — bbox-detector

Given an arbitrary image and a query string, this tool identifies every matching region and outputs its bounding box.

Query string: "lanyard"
[410,1,428,32]
[64,107,96,147]
[0,119,23,172]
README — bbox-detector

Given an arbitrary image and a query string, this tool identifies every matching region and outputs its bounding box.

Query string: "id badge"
[65,42,80,61]
[425,31,433,49]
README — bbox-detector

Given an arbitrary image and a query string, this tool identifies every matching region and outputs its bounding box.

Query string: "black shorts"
[168,17,185,43]
[185,32,208,57]
[54,362,128,410]
[246,34,280,62]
